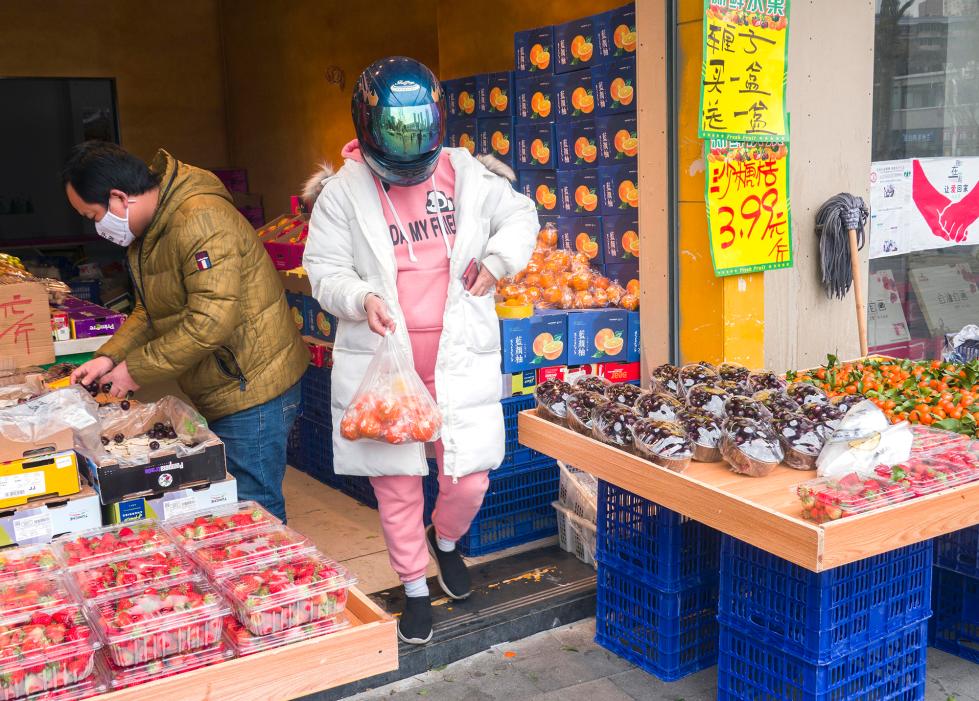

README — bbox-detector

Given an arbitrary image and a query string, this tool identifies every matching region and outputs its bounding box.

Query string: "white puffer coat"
[302,148,539,479]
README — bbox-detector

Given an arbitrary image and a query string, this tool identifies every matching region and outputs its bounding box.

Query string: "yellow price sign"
[698,1,789,142]
[705,141,793,276]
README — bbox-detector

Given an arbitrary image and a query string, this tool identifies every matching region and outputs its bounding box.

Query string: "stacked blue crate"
[594,481,720,681]
[931,524,979,663]
[716,536,932,701]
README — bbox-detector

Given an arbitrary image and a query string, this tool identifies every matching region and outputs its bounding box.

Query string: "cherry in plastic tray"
[164,500,281,546]
[67,547,195,600]
[0,545,61,584]
[54,521,171,568]
[185,525,314,578]
[217,552,355,636]
[224,614,349,656]
[86,577,228,667]
[106,639,233,690]
[874,444,979,496]
[797,473,914,523]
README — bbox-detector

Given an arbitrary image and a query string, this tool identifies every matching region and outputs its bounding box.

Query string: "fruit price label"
[12,511,52,543]
[705,140,793,276]
[698,0,789,142]
[160,491,198,520]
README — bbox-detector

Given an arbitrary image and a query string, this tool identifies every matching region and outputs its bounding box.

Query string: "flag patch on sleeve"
[195,251,212,270]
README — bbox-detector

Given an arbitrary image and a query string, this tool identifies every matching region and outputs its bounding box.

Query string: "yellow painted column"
[675,0,764,367]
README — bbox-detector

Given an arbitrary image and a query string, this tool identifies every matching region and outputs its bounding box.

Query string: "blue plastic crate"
[300,365,332,426]
[595,559,718,682]
[294,417,341,488]
[719,536,932,664]
[501,395,545,469]
[68,278,102,304]
[935,525,979,579]
[597,481,720,591]
[335,475,378,509]
[717,620,929,701]
[930,567,979,664]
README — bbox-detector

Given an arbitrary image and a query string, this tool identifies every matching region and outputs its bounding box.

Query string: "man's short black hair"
[62,141,160,205]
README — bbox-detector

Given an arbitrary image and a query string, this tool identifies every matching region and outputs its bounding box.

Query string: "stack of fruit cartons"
[594,481,720,681]
[164,502,355,659]
[716,536,933,700]
[931,524,979,663]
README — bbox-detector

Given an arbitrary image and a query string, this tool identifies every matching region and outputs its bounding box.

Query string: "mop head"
[815,193,869,299]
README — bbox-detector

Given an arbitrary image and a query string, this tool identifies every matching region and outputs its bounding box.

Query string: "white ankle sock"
[404,577,429,599]
[436,536,456,553]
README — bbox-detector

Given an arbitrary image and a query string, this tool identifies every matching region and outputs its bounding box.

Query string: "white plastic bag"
[816,399,912,479]
[339,334,441,444]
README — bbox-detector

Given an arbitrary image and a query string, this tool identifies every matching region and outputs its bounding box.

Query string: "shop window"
[869,1,979,360]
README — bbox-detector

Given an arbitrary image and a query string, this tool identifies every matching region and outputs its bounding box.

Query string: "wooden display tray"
[519,410,979,572]
[98,587,396,701]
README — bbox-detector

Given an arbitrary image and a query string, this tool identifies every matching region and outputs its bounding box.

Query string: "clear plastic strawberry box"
[53,521,172,568]
[874,445,979,497]
[164,501,281,547]
[796,473,914,523]
[216,552,356,636]
[224,613,350,656]
[67,547,195,600]
[105,639,233,690]
[909,425,970,453]
[0,605,100,700]
[0,577,75,621]
[185,525,314,579]
[0,545,61,585]
[85,577,229,667]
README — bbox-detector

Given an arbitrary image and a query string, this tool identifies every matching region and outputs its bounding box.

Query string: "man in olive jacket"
[64,141,309,520]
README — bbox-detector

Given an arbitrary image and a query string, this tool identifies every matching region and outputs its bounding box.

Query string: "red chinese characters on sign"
[0,283,55,368]
[0,294,38,354]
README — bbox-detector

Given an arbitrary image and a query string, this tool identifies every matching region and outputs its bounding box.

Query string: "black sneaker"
[398,595,433,645]
[426,525,472,600]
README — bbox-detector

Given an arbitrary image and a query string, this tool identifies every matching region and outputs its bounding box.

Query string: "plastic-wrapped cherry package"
[86,576,228,667]
[632,419,693,472]
[605,382,643,408]
[185,525,315,580]
[676,409,723,462]
[747,370,785,392]
[67,547,195,600]
[771,414,824,470]
[105,638,233,690]
[685,383,729,418]
[785,381,828,406]
[874,445,979,496]
[163,500,281,546]
[224,614,349,656]
[216,552,356,636]
[591,404,639,452]
[716,379,751,397]
[649,363,680,396]
[752,389,801,419]
[0,545,60,584]
[535,379,573,425]
[338,334,441,444]
[801,402,845,438]
[565,391,609,436]
[717,362,750,385]
[796,473,914,523]
[677,364,718,397]
[723,395,772,423]
[53,521,172,568]
[572,375,610,394]
[829,394,863,415]
[721,417,785,477]
[634,392,684,422]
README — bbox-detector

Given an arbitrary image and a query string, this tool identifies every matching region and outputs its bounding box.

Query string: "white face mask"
[95,197,136,246]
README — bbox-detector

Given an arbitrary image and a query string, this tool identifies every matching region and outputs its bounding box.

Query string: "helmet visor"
[366,104,443,164]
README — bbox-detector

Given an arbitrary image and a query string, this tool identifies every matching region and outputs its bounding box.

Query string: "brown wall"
[0,0,229,167]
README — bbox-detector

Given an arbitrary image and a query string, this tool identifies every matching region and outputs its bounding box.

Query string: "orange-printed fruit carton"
[592,57,636,115]
[556,119,598,170]
[515,124,555,170]
[598,164,639,215]
[554,16,599,74]
[557,216,604,265]
[601,213,639,262]
[515,75,556,123]
[500,313,568,373]
[515,26,554,75]
[443,77,478,119]
[446,118,478,155]
[595,113,638,164]
[476,72,515,117]
[626,311,640,363]
[553,70,595,122]
[564,308,629,364]
[478,117,515,168]
[517,170,559,214]
[557,169,601,217]
[596,4,637,62]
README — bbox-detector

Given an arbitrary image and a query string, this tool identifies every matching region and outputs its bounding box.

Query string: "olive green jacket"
[98,150,308,421]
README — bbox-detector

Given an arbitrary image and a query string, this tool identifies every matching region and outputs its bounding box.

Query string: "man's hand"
[71,356,115,388]
[101,361,141,399]
[365,294,396,336]
[468,266,497,297]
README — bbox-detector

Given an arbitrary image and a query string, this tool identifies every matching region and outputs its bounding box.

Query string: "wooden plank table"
[97,586,396,701]
[520,409,979,571]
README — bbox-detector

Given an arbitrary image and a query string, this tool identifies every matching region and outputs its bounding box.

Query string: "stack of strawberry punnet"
[164,502,355,657]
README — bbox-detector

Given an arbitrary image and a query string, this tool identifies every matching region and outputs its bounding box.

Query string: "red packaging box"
[600,361,641,383]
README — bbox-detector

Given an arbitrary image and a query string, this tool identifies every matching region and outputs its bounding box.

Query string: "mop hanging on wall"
[815,193,870,355]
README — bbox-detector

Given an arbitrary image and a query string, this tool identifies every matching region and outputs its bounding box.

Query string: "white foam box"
[104,474,238,524]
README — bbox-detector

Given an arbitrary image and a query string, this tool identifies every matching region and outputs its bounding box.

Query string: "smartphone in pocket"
[461,258,480,291]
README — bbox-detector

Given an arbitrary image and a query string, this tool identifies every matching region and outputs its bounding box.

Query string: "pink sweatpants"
[369,329,490,583]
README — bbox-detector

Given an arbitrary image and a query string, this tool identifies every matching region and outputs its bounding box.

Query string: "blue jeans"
[209,382,300,522]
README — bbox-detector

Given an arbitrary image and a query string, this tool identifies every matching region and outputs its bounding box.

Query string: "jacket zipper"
[219,345,249,391]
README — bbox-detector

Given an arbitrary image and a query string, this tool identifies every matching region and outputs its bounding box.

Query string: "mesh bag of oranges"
[339,334,442,445]
[496,222,638,312]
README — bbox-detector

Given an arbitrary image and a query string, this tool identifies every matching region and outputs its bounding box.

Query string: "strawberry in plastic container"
[165,501,280,546]
[186,526,313,579]
[105,639,232,690]
[69,548,193,599]
[0,546,60,585]
[875,446,979,496]
[224,614,349,656]
[797,473,913,523]
[54,522,170,568]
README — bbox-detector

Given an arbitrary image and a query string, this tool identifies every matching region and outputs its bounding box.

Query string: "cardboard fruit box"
[443,76,479,119]
[445,118,478,154]
[0,450,80,510]
[0,482,102,546]
[478,117,515,169]
[514,26,554,76]
[104,474,238,524]
[514,123,556,170]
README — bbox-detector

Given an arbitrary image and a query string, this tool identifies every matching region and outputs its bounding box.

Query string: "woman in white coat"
[302,57,538,644]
